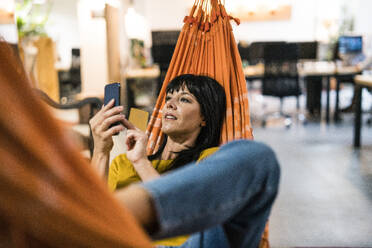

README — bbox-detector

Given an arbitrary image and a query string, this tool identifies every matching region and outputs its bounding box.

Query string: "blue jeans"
[142,140,280,248]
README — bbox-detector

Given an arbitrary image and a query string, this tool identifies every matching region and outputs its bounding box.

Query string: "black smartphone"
[104,82,121,134]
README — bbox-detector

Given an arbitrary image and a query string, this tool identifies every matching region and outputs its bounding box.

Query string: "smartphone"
[104,82,121,134]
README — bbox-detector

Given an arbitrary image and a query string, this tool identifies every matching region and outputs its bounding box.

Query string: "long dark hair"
[149,74,226,169]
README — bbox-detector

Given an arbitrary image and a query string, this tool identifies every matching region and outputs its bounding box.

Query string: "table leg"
[334,78,340,122]
[354,85,362,148]
[325,76,330,124]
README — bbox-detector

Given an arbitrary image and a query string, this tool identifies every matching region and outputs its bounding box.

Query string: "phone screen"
[104,82,121,134]
[104,82,121,107]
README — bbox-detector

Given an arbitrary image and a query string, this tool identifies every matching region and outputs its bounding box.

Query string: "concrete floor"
[249,88,372,247]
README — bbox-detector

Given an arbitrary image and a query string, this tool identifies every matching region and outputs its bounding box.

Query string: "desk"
[353,75,372,147]
[245,62,360,124]
[334,66,361,122]
[244,62,336,123]
[244,63,264,80]
[298,62,336,123]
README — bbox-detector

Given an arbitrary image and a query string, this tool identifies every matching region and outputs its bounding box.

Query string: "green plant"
[15,0,53,38]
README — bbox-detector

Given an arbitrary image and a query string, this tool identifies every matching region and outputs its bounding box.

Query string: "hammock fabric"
[0,41,152,248]
[146,1,270,247]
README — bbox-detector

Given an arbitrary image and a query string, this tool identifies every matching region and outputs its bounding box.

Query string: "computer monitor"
[295,41,318,60]
[338,36,363,54]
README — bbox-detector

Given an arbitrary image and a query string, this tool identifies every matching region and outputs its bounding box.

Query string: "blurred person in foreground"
[0,40,280,248]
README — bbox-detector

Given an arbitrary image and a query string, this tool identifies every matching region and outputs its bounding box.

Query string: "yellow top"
[108,147,219,246]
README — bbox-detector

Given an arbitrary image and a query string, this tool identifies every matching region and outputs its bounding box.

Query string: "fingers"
[90,101,123,131]
[100,106,124,125]
[102,124,125,139]
[126,129,148,149]
[126,129,147,138]
[103,98,115,110]
[99,114,125,133]
[121,117,136,130]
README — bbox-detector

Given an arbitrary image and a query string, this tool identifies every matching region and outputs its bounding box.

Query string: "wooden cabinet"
[19,36,59,102]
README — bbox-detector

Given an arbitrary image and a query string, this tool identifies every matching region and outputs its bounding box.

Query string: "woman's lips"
[164,113,177,120]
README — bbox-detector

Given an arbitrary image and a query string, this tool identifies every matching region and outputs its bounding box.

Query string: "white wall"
[46,0,80,68]
[354,0,372,35]
[0,0,17,44]
[0,24,18,44]
[354,0,372,54]
[134,0,372,43]
[77,0,108,95]
[234,0,317,42]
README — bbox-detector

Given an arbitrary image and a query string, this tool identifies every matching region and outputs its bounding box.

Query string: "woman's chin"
[161,127,174,136]
[162,127,181,137]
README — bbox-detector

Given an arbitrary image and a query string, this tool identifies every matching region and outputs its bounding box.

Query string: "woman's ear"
[201,120,206,127]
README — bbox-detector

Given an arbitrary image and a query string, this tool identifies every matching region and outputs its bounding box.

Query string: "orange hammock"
[146,0,253,153]
[146,0,270,247]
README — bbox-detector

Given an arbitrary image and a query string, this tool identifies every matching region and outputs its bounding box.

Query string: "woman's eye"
[180,98,191,103]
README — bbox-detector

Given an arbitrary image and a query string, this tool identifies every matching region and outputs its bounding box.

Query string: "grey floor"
[249,86,372,247]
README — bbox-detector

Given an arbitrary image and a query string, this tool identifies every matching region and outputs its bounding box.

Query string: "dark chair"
[59,48,82,103]
[290,41,321,118]
[151,31,180,94]
[248,41,286,65]
[261,43,302,128]
[34,89,103,158]
[295,41,318,60]
[238,41,250,64]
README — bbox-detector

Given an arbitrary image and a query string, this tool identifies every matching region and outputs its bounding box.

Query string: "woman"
[89,74,278,247]
[90,74,227,246]
[90,74,226,187]
[0,41,280,248]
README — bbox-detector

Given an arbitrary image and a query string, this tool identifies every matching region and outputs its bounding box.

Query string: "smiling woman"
[161,87,205,144]
[150,74,226,168]
[88,73,280,248]
[90,74,226,246]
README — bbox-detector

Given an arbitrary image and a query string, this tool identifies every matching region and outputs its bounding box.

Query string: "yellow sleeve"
[197,147,219,162]
[107,154,141,191]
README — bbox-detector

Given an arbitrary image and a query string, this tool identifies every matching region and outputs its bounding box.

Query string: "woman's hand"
[125,129,149,164]
[89,99,125,154]
[124,125,160,181]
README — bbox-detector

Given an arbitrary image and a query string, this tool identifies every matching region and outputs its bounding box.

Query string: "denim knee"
[221,139,280,185]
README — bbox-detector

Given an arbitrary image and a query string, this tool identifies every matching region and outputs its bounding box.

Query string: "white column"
[77,0,108,96]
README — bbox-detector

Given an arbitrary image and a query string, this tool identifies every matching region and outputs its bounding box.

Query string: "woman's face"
[161,86,205,140]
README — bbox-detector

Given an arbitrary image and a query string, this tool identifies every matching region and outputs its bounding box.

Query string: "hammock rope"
[147,0,253,153]
[145,1,270,246]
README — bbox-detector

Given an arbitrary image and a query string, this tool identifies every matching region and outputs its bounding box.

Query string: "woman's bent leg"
[142,140,280,247]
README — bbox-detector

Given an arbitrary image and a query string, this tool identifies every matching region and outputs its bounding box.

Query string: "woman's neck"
[161,135,197,160]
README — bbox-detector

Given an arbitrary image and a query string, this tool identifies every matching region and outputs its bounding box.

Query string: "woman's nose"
[166,100,177,109]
